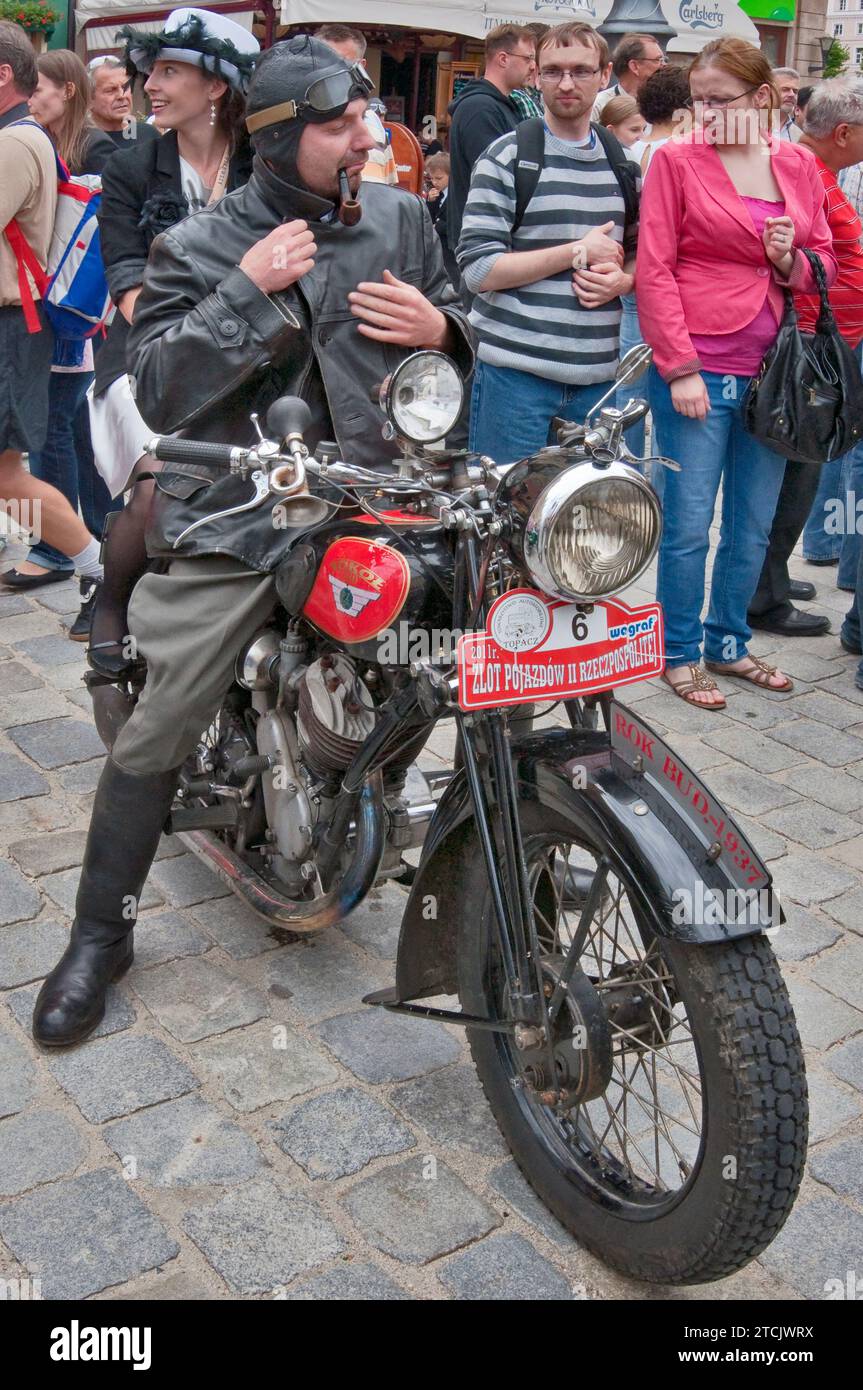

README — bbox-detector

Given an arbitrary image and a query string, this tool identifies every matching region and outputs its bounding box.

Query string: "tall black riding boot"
[32,758,180,1047]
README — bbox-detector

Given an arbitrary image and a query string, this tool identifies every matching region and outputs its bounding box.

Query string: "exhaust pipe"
[179,773,384,933]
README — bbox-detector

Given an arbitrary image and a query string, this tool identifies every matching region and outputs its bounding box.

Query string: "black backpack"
[511,116,640,237]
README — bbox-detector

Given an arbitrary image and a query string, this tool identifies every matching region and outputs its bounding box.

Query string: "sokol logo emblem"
[328,575,381,619]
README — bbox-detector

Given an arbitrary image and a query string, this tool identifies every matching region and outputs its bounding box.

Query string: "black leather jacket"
[129,159,474,571]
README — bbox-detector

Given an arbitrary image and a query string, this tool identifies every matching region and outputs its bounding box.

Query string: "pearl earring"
[209,101,217,126]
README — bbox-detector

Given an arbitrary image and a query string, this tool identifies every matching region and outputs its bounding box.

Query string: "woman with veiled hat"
[86,6,258,679]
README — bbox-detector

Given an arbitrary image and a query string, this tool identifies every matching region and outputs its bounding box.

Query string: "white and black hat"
[118,7,260,94]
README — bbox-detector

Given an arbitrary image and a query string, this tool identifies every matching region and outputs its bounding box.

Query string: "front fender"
[394,725,776,1004]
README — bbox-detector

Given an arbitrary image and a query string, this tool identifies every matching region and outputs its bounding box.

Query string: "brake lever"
[172,469,272,548]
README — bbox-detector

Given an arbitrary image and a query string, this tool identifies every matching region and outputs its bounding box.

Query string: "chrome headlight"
[524,460,661,601]
[381,350,464,444]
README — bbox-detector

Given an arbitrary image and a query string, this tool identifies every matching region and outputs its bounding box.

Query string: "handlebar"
[146,436,247,468]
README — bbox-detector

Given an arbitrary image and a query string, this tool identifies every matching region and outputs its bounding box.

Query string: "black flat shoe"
[788,579,816,602]
[1,566,74,590]
[748,607,831,637]
[804,556,839,568]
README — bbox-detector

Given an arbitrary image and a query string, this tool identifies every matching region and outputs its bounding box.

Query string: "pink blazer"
[636,134,837,381]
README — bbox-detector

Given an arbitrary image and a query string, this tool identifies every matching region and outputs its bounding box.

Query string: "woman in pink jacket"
[637,37,836,709]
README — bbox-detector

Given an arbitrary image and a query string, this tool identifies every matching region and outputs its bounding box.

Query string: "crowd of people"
[1,11,863,720]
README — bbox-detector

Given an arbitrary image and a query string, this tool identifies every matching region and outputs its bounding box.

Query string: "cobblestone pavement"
[0,527,862,1303]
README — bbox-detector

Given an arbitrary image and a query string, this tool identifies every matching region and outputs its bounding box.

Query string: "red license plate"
[456,589,664,712]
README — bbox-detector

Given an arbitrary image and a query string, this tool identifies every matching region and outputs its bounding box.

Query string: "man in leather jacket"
[32,34,473,1049]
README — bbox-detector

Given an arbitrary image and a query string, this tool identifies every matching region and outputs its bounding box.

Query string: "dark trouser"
[747,458,821,622]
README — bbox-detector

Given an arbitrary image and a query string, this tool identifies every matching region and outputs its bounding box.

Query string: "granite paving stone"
[718,692,801,731]
[1,613,59,643]
[132,911,212,968]
[267,934,387,1023]
[0,1109,88,1195]
[284,1263,411,1300]
[758,1194,863,1299]
[40,865,162,916]
[776,764,863,814]
[12,634,89,668]
[0,661,44,695]
[437,1232,574,1300]
[7,830,86,877]
[768,719,863,767]
[130,956,267,1043]
[784,689,863,727]
[0,750,50,802]
[270,1086,414,1180]
[809,938,863,1010]
[187,895,285,959]
[5,718,104,769]
[0,688,75,729]
[337,883,404,961]
[760,649,848,682]
[5,979,136,1040]
[702,726,806,774]
[0,857,40,924]
[192,1020,339,1113]
[808,1137,863,1204]
[102,1094,268,1187]
[699,766,798,817]
[770,852,858,906]
[0,1167,179,1301]
[0,1026,37,1116]
[773,906,841,962]
[31,584,81,616]
[182,1179,344,1294]
[391,1064,508,1158]
[786,977,863,1051]
[57,758,105,794]
[825,1035,863,1090]
[148,852,231,908]
[489,1160,577,1252]
[46,1034,200,1123]
[806,1066,863,1143]
[342,1156,500,1264]
[315,1006,461,1084]
[0,596,34,619]
[0,919,68,987]
[760,801,863,850]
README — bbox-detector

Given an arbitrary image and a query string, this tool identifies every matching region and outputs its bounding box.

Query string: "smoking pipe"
[338,168,362,226]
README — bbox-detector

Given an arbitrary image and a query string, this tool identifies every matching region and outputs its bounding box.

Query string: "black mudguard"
[393,724,778,1004]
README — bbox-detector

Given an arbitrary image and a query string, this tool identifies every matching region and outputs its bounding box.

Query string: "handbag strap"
[800,247,836,335]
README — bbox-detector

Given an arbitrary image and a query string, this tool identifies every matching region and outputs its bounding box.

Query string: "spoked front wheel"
[458,800,808,1285]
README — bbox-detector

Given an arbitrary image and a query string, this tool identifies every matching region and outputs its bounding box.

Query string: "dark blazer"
[94,128,252,393]
[78,126,116,177]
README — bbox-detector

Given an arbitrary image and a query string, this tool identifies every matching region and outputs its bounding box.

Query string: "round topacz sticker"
[488,589,551,653]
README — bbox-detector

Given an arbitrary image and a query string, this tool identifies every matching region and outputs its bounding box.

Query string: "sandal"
[704,655,793,693]
[661,663,726,710]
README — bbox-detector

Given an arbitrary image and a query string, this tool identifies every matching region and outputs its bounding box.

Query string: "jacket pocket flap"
[153,472,213,500]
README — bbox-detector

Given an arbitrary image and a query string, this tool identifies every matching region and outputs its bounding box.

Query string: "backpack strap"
[511,116,545,237]
[591,121,640,232]
[2,218,48,333]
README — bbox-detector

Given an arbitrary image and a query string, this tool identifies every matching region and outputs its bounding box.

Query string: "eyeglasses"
[686,85,762,109]
[539,67,601,84]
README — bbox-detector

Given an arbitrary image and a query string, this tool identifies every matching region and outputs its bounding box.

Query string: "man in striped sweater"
[456,22,639,467]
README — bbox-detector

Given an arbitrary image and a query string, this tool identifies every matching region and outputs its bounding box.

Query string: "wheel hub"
[604,960,675,1050]
[514,957,613,1106]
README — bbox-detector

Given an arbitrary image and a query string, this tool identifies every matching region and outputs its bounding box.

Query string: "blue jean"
[615,293,646,460]
[469,360,614,468]
[649,367,788,667]
[802,453,848,562]
[27,370,117,570]
[837,439,863,591]
[840,441,863,686]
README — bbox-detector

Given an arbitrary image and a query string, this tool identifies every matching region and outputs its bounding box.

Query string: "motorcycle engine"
[296,653,375,777]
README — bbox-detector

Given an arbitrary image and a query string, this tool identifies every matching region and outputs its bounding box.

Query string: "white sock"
[69,538,104,581]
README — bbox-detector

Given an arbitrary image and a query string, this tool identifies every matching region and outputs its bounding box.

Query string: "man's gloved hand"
[348,269,448,348]
[239,219,317,294]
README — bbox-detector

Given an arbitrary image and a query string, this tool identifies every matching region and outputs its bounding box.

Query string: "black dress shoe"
[788,579,816,602]
[748,607,831,637]
[805,556,839,567]
[68,578,100,642]
[1,566,74,590]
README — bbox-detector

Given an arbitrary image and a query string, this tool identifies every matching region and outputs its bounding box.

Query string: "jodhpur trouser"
[113,554,278,774]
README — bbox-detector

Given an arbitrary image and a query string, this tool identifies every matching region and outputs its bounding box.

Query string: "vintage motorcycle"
[96,346,807,1286]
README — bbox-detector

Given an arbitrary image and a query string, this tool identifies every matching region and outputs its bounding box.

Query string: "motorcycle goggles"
[246,63,374,134]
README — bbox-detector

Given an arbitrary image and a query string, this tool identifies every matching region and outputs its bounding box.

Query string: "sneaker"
[68,578,101,642]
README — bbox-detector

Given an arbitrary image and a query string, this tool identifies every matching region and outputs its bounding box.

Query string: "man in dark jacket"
[32,34,473,1050]
[447,23,536,254]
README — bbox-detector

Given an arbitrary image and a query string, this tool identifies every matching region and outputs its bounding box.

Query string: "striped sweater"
[456,126,639,384]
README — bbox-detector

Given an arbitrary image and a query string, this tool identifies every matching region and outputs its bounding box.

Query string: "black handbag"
[742,248,863,466]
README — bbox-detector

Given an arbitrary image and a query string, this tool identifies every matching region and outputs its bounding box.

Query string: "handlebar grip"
[147,436,241,468]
